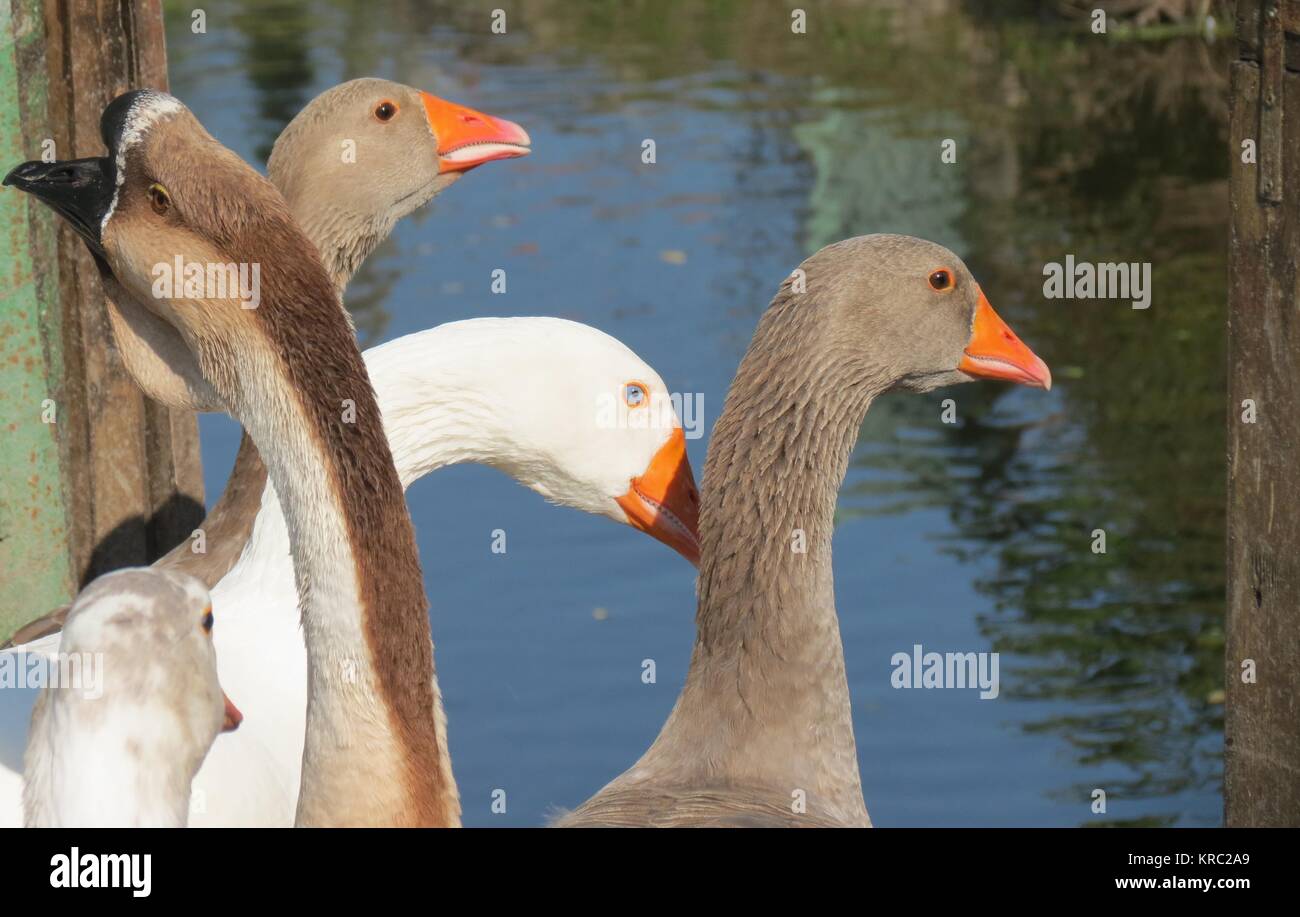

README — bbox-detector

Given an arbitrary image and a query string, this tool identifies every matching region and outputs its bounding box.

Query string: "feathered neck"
[635,281,888,824]
[25,693,199,827]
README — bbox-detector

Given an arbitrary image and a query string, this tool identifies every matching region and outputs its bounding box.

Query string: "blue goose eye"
[624,382,647,408]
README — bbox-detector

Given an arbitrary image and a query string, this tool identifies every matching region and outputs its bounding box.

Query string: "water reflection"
[836,16,1228,825]
[163,0,1227,825]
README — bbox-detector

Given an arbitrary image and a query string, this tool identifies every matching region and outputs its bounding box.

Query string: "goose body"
[557,235,1050,827]
[22,568,239,828]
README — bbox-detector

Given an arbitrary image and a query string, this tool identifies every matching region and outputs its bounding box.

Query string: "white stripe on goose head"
[100,89,185,233]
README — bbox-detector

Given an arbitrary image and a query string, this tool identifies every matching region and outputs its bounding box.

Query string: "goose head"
[23,567,240,826]
[5,90,343,406]
[268,77,531,242]
[55,568,241,739]
[369,318,702,565]
[792,234,1051,393]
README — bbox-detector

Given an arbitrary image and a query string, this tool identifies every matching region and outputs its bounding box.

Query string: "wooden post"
[0,0,203,639]
[1226,0,1300,827]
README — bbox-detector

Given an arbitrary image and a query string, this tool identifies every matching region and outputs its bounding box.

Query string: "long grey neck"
[291,201,395,294]
[277,170,460,294]
[191,289,453,825]
[637,287,888,824]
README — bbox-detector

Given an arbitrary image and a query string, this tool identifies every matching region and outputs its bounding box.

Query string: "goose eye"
[201,609,214,635]
[374,101,398,122]
[928,269,953,292]
[624,382,647,408]
[148,183,171,216]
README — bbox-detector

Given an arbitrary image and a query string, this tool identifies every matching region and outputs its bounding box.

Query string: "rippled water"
[165,0,1227,826]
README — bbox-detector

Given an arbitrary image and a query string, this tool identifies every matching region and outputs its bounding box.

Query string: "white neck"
[25,698,197,827]
[366,327,528,488]
[200,326,523,828]
[232,326,531,590]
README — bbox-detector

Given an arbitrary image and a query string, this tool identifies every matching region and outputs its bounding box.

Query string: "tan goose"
[7,90,456,826]
[556,235,1051,827]
[101,76,529,415]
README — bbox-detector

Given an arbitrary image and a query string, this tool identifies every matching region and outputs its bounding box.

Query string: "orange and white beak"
[421,91,531,173]
[957,288,1052,390]
[221,693,243,733]
[615,428,702,567]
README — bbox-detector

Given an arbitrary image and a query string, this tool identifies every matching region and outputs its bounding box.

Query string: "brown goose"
[102,77,529,414]
[556,235,1051,827]
[115,78,532,589]
[7,90,455,825]
[3,78,531,645]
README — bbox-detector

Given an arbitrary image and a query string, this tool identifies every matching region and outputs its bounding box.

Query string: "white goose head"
[23,567,240,827]
[368,317,701,565]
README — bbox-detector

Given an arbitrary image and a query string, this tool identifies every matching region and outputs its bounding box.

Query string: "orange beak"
[421,91,531,173]
[615,428,702,567]
[221,693,242,733]
[957,288,1052,390]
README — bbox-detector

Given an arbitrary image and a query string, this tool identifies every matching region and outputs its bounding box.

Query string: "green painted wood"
[0,0,203,641]
[0,0,75,634]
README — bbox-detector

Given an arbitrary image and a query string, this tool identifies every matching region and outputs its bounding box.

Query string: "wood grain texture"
[37,0,203,592]
[1225,2,1300,825]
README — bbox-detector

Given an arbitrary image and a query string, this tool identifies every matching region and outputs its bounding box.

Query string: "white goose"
[22,568,241,828]
[0,317,698,826]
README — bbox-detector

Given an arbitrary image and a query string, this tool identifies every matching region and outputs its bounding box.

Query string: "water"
[164,0,1227,826]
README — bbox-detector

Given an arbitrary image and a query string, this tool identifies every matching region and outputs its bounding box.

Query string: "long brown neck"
[640,284,886,822]
[150,166,395,587]
[192,234,457,826]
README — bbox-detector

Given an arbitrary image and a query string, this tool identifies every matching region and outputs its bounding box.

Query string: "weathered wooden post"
[0,0,203,638]
[1226,0,1300,827]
